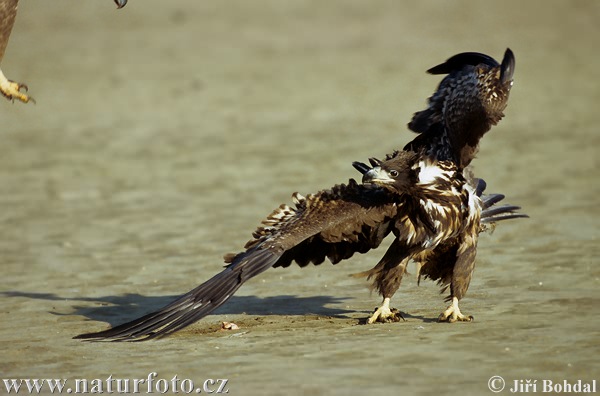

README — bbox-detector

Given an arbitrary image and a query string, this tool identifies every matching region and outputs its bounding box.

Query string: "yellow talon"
[438,297,473,322]
[0,69,34,104]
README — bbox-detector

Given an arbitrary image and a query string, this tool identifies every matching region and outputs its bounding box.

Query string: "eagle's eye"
[389,170,399,177]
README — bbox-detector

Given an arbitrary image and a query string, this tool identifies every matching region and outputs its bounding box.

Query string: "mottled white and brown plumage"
[354,49,518,322]
[352,151,524,323]
[75,49,525,341]
[0,0,127,103]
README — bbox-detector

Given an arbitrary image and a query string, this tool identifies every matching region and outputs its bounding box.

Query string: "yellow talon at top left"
[0,0,127,104]
[0,68,32,103]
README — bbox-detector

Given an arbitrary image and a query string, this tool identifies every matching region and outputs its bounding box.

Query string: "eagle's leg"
[362,240,411,324]
[0,68,33,103]
[438,296,473,322]
[438,237,477,323]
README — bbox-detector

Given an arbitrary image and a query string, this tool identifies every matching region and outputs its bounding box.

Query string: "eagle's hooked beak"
[115,0,127,8]
[362,167,394,185]
[500,48,515,85]
[352,157,384,177]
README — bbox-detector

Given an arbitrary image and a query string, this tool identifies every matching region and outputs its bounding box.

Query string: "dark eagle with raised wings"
[76,49,525,341]
[0,0,127,103]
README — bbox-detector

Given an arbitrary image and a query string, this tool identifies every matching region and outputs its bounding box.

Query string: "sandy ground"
[1,1,598,395]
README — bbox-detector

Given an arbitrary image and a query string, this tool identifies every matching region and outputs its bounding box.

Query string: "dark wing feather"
[75,180,399,341]
[75,248,279,341]
[426,52,499,75]
[0,0,18,61]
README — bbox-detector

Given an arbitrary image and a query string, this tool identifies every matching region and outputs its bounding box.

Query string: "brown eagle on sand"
[75,49,525,341]
[0,0,127,103]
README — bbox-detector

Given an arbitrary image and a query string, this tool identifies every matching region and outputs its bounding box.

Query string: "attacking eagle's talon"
[1,80,33,103]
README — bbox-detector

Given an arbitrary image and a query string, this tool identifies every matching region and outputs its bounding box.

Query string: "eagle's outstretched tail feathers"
[74,249,279,341]
[480,193,528,224]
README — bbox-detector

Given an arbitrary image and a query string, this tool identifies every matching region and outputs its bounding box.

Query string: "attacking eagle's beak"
[362,167,395,185]
[500,48,515,85]
[115,0,127,8]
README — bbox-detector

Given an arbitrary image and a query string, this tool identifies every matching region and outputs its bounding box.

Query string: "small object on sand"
[221,321,239,331]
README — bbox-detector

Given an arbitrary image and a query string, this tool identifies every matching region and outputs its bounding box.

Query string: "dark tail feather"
[481,192,504,209]
[480,193,528,225]
[74,249,280,342]
[482,208,528,223]
[474,178,487,198]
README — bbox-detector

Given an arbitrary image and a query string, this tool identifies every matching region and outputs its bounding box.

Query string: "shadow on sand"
[1,290,357,328]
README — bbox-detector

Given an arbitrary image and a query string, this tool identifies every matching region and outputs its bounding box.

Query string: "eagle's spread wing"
[0,0,127,103]
[229,179,399,268]
[75,180,401,341]
[406,49,515,169]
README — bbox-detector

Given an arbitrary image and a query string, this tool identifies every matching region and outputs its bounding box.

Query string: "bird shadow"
[401,312,439,323]
[354,310,438,325]
[1,290,356,328]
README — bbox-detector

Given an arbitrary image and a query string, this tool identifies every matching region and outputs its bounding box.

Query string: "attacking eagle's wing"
[407,52,500,136]
[74,180,400,341]
[0,0,127,104]
[405,49,515,169]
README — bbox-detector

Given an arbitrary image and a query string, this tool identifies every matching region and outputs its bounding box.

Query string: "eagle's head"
[360,151,418,194]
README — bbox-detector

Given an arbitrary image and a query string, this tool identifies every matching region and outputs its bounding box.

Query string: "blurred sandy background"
[1,1,598,395]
